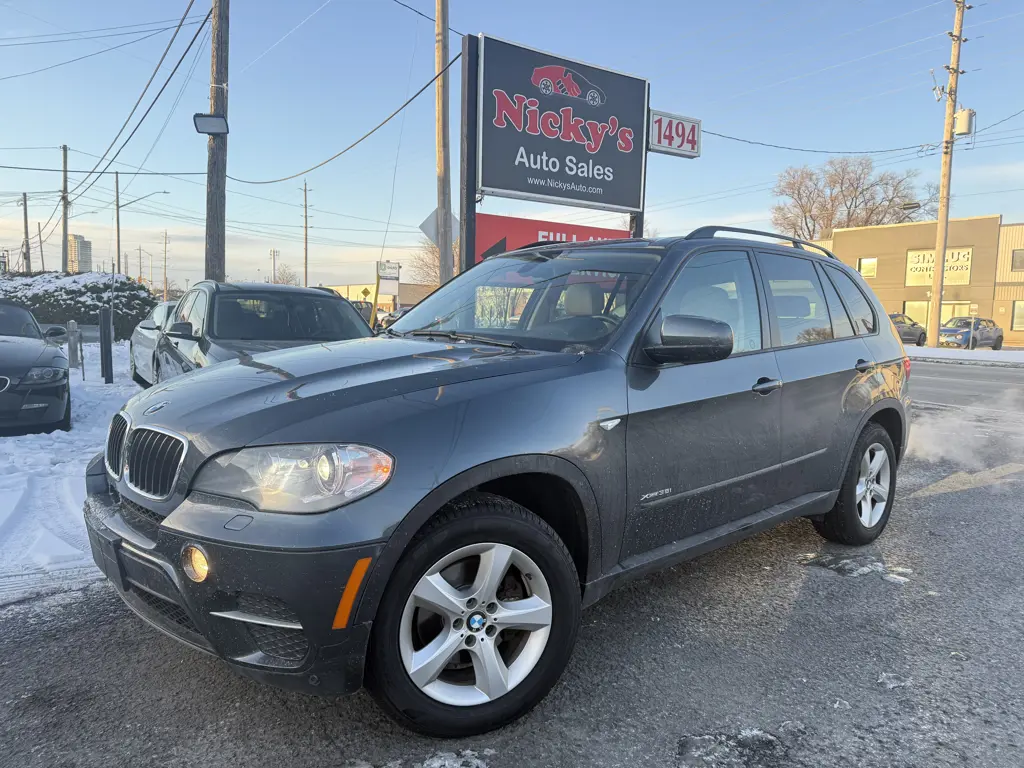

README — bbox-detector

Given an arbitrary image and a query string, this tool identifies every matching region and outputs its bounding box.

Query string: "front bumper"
[83,455,383,696]
[939,336,967,348]
[0,381,68,426]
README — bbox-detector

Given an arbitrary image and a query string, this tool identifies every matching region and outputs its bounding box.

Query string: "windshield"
[0,304,41,339]
[943,318,974,329]
[211,293,371,342]
[391,247,662,352]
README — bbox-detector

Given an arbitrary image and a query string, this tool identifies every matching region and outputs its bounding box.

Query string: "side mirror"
[166,321,197,340]
[138,320,158,331]
[644,314,733,365]
[44,326,67,341]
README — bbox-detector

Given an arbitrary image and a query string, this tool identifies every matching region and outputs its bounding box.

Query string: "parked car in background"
[888,313,927,346]
[350,300,374,325]
[152,282,373,384]
[87,227,909,737]
[938,316,1004,349]
[0,299,70,431]
[376,306,412,332]
[129,300,177,386]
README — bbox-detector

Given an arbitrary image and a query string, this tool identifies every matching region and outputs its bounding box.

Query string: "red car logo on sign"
[531,65,606,107]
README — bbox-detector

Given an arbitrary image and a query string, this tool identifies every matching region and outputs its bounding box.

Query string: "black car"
[85,227,910,737]
[888,312,927,346]
[0,300,70,431]
[152,282,372,383]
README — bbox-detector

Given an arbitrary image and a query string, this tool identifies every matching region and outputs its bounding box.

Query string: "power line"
[0,27,168,82]
[0,164,205,176]
[68,0,198,196]
[384,0,463,35]
[703,131,926,155]
[227,52,462,184]
[237,0,337,77]
[71,10,213,204]
[0,21,204,48]
[0,16,208,42]
[976,105,1024,134]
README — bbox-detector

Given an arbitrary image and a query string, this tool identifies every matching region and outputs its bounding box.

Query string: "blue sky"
[1,0,1022,287]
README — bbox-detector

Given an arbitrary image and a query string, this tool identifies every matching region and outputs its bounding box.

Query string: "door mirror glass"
[645,314,733,364]
[138,320,158,331]
[167,321,197,340]
[44,326,67,339]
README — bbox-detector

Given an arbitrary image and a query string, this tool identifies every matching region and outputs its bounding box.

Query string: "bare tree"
[164,278,186,300]
[407,237,461,286]
[273,263,300,286]
[771,157,938,240]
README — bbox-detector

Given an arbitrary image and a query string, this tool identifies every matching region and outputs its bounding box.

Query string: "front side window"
[186,293,208,334]
[392,248,662,352]
[657,250,762,354]
[0,304,41,339]
[211,293,371,342]
[758,253,833,347]
[826,266,877,335]
[174,292,197,326]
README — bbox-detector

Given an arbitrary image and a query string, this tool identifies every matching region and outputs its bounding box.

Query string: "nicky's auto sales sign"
[477,36,648,213]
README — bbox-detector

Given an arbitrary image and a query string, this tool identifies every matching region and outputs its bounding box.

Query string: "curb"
[906,356,1024,370]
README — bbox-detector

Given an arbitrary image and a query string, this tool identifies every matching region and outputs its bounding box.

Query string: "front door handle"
[752,377,783,395]
[855,359,875,373]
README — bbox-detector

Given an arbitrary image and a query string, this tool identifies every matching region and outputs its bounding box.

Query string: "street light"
[122,190,169,210]
[116,189,169,275]
[193,113,229,135]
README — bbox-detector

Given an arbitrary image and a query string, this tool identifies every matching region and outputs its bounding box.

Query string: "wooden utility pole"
[61,145,69,272]
[20,193,31,273]
[435,0,453,284]
[37,222,45,272]
[303,180,309,286]
[163,231,169,301]
[115,171,122,274]
[205,0,229,282]
[138,245,143,284]
[926,0,969,348]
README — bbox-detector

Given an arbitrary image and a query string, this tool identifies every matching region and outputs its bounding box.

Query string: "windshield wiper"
[407,330,522,349]
[384,327,404,338]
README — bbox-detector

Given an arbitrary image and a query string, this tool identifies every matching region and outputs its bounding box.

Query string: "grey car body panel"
[91,234,910,692]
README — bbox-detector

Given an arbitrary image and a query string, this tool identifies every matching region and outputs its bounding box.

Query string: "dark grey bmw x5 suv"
[85,227,910,737]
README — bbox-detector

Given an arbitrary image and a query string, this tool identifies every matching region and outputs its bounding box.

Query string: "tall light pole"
[116,187,168,278]
[926,0,969,347]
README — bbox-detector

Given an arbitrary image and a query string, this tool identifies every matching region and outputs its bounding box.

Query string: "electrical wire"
[227,52,462,185]
[67,0,198,196]
[0,16,208,42]
[0,20,203,48]
[976,106,1024,134]
[379,24,420,259]
[384,0,463,35]
[237,0,337,77]
[70,10,212,204]
[703,132,926,155]
[0,164,205,175]
[0,28,168,82]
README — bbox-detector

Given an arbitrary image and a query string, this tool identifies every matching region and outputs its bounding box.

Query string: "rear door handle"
[855,359,875,373]
[752,377,783,395]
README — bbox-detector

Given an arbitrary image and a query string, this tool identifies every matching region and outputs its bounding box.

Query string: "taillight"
[903,357,911,379]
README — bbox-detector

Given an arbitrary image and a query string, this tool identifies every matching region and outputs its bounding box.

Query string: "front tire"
[367,494,581,738]
[813,423,896,546]
[916,332,926,347]
[993,336,1004,350]
[969,337,978,350]
[130,346,147,386]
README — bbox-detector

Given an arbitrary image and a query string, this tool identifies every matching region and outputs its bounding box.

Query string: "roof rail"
[684,225,840,261]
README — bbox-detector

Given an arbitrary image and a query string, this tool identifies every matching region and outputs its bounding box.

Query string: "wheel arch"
[844,399,907,470]
[353,454,602,627]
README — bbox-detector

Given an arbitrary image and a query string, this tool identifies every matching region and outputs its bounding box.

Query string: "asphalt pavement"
[2,370,1023,768]
[909,361,1024,412]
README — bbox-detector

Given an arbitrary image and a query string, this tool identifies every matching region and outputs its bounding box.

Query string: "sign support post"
[459,34,480,274]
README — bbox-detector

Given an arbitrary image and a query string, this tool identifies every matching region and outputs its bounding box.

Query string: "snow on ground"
[905,346,1024,367]
[0,342,139,606]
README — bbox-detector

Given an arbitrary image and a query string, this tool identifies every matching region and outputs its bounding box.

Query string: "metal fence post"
[98,307,113,384]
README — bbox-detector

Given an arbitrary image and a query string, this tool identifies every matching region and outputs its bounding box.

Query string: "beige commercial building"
[817,215,1024,347]
[327,282,435,314]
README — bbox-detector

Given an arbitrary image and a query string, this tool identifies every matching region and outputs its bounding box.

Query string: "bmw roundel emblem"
[144,401,170,416]
[468,613,486,631]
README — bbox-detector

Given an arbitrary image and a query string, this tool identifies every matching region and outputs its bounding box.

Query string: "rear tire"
[813,422,896,546]
[969,337,978,350]
[367,493,581,738]
[993,336,1004,350]
[916,332,926,347]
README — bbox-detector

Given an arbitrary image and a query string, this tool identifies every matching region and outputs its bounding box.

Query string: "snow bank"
[905,346,1024,368]
[0,342,138,605]
[0,271,155,340]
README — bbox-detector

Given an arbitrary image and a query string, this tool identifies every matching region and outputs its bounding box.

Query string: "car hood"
[0,335,60,373]
[207,338,336,363]
[125,336,579,454]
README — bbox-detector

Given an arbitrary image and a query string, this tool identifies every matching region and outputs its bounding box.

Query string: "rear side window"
[825,266,877,335]
[816,263,855,339]
[757,253,833,347]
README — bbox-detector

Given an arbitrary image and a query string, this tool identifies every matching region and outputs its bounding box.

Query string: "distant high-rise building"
[67,234,93,273]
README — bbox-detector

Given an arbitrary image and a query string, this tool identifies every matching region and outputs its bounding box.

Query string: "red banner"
[475,213,629,263]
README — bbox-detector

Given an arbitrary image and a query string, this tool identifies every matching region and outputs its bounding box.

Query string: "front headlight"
[22,366,68,385]
[192,444,393,513]
[955,332,965,341]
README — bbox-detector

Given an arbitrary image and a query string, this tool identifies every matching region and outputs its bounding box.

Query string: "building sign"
[377,261,400,295]
[478,36,649,213]
[905,247,973,287]
[648,110,701,159]
[475,213,629,263]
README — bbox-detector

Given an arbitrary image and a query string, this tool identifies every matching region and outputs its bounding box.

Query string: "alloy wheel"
[856,442,890,527]
[399,542,553,707]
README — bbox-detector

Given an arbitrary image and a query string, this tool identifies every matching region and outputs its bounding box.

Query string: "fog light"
[182,545,209,583]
